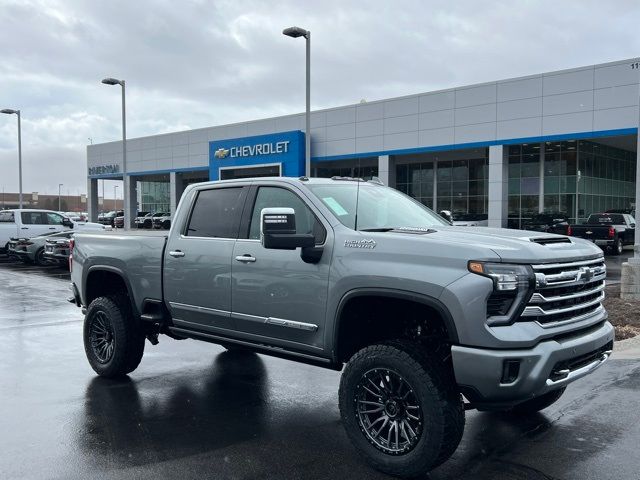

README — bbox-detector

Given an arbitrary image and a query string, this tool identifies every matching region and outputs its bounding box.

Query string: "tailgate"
[572,226,611,240]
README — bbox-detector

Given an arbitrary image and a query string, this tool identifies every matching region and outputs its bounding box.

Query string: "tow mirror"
[62,217,74,228]
[261,208,315,250]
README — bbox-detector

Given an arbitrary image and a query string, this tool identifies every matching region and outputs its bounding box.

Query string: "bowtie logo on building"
[214,148,230,159]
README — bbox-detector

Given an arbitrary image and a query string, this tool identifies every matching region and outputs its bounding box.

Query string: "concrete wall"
[88,58,640,177]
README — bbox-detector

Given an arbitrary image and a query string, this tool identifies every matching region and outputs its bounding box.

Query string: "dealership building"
[86,57,640,228]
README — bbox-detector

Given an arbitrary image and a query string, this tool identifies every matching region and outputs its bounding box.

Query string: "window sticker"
[323,197,349,216]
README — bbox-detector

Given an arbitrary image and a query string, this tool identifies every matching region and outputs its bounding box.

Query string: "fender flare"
[331,288,459,362]
[84,265,140,316]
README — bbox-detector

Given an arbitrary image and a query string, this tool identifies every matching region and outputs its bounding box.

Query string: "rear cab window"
[587,214,624,225]
[185,187,247,238]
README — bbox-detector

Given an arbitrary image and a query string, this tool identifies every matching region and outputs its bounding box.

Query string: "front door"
[231,185,332,352]
[164,185,249,332]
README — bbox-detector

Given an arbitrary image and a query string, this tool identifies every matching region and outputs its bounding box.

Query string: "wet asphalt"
[0,254,639,480]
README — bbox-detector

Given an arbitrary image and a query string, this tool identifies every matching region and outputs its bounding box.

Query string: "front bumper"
[452,320,614,408]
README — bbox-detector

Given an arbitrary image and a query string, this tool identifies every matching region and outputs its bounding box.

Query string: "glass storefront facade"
[139,181,170,213]
[313,157,379,180]
[507,139,636,228]
[395,150,489,214]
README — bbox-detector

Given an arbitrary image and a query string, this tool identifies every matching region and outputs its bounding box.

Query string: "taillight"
[608,226,615,239]
[567,226,573,236]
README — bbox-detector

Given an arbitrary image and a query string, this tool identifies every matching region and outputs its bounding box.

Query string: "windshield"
[306,183,448,231]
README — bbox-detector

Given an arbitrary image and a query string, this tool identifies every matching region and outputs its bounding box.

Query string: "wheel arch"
[84,265,139,317]
[332,288,459,364]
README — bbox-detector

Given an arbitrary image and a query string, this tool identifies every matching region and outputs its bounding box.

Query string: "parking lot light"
[282,26,311,177]
[1,108,23,208]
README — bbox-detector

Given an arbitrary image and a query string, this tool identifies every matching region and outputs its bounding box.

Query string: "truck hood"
[387,226,602,263]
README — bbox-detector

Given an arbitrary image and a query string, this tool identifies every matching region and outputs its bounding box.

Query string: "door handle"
[169,250,185,258]
[49,227,57,230]
[21,227,28,230]
[235,255,256,263]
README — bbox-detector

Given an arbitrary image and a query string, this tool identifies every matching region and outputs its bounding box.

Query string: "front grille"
[519,257,606,326]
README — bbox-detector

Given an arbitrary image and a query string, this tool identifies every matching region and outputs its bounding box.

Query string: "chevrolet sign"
[215,141,290,159]
[209,130,305,181]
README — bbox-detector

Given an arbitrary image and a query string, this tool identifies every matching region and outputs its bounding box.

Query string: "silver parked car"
[10,231,73,266]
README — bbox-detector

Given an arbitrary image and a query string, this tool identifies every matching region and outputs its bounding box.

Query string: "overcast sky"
[1,0,639,198]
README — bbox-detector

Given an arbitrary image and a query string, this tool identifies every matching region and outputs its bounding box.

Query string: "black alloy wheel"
[355,368,422,454]
[89,311,116,364]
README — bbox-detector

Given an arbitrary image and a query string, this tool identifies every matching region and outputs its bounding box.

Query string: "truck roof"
[188,176,382,189]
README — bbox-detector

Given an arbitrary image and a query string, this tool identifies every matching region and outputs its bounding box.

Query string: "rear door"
[624,214,636,243]
[230,184,332,352]
[163,185,249,332]
[20,211,50,237]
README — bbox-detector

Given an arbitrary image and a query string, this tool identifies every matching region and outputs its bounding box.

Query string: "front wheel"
[339,341,465,477]
[34,247,49,266]
[83,294,145,378]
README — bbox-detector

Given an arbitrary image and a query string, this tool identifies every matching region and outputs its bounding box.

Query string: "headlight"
[468,261,535,324]
[468,262,534,291]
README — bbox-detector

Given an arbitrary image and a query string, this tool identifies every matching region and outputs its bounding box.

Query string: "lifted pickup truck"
[568,212,636,255]
[70,177,613,477]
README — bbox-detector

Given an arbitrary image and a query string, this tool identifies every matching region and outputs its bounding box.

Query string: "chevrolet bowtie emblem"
[214,148,230,159]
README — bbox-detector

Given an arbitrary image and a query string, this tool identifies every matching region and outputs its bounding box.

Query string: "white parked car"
[0,209,104,252]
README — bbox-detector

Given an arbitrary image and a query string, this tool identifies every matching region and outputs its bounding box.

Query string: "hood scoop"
[530,236,572,245]
[392,227,437,235]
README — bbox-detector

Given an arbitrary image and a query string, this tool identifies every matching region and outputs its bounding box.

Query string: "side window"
[186,187,246,238]
[47,213,64,225]
[0,212,15,223]
[249,187,326,244]
[21,212,47,225]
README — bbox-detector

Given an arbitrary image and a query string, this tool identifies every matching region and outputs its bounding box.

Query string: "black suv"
[522,212,569,235]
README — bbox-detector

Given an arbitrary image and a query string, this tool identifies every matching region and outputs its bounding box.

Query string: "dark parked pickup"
[568,212,636,255]
[522,213,570,235]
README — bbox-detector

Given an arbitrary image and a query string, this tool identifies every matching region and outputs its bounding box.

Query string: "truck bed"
[73,230,167,312]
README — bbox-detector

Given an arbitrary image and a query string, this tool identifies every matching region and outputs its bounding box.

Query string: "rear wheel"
[339,341,465,477]
[83,294,145,378]
[34,247,48,266]
[613,238,623,255]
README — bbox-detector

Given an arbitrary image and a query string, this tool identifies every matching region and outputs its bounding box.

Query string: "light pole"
[114,185,119,211]
[283,26,311,177]
[102,77,132,228]
[1,108,22,208]
[58,183,63,211]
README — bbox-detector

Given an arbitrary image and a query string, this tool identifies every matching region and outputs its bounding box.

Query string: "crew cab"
[0,209,103,253]
[69,177,613,478]
[568,212,635,255]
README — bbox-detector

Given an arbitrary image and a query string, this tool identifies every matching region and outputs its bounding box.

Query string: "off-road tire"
[83,294,145,378]
[508,387,565,414]
[339,341,465,477]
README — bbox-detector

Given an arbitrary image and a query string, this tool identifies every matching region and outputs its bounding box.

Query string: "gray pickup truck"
[69,177,613,477]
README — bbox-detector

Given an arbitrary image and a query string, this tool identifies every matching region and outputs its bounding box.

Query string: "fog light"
[501,360,521,384]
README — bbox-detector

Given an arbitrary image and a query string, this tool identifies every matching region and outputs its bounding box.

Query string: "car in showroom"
[10,230,74,265]
[0,209,103,253]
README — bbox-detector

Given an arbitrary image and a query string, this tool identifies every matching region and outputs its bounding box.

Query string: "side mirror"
[261,208,315,250]
[62,218,73,228]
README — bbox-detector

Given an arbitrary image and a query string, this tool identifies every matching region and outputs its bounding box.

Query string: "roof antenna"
[354,158,361,231]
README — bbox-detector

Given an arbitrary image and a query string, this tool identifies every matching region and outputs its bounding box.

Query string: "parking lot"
[1,254,639,480]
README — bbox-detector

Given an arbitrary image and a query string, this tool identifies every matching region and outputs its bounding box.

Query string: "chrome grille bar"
[529,281,605,304]
[522,291,604,317]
